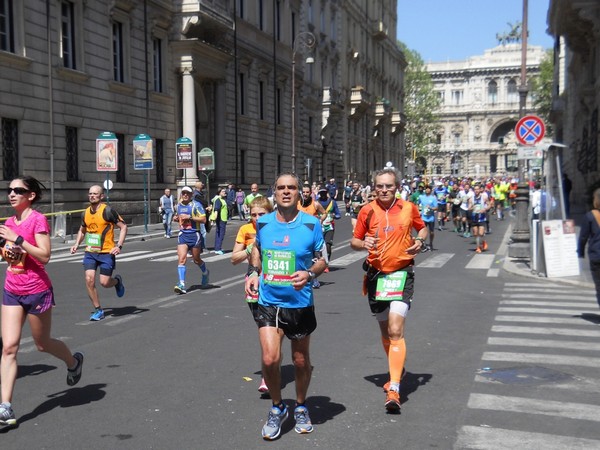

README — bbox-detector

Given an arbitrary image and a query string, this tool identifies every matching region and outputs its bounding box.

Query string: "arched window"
[507,79,518,103]
[488,80,498,104]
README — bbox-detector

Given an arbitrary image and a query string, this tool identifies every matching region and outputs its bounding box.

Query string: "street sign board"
[517,145,543,160]
[197,147,215,171]
[133,133,154,170]
[515,115,546,146]
[176,137,194,169]
[96,131,118,172]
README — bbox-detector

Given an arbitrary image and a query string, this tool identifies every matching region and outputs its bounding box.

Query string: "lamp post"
[291,31,316,174]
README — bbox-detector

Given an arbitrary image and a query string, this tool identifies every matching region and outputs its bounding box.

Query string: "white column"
[181,56,198,184]
[214,82,226,176]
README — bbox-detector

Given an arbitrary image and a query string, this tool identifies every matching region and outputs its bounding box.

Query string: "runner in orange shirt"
[231,196,274,394]
[351,168,428,412]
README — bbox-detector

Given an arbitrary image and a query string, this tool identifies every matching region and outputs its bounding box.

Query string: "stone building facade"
[548,0,600,214]
[0,0,405,223]
[425,44,546,179]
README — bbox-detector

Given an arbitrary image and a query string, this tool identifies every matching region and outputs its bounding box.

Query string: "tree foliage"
[530,49,554,137]
[398,41,441,161]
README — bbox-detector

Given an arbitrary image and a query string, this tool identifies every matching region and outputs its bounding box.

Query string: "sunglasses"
[7,187,30,195]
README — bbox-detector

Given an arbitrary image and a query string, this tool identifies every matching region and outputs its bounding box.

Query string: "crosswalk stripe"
[329,252,365,267]
[455,425,600,450]
[497,307,595,315]
[495,315,592,325]
[467,393,600,422]
[503,287,594,294]
[491,325,600,337]
[465,254,495,269]
[416,253,454,268]
[500,300,593,307]
[504,282,567,287]
[481,351,600,368]
[501,293,594,301]
[487,336,600,351]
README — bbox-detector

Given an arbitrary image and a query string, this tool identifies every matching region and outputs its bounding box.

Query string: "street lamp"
[291,31,316,174]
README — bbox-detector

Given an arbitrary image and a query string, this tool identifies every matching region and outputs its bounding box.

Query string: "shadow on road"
[17,363,57,379]
[580,313,600,324]
[364,371,433,406]
[11,383,107,427]
[104,306,149,317]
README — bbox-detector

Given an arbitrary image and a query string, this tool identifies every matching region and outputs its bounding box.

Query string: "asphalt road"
[1,211,599,449]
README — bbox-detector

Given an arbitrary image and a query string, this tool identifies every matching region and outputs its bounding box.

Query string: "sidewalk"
[501,222,595,289]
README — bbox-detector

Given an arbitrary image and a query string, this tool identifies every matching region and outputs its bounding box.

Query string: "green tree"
[398,41,441,163]
[530,49,554,137]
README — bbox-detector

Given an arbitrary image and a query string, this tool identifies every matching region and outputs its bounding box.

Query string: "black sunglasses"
[7,187,30,195]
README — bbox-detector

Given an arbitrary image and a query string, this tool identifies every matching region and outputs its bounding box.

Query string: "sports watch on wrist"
[307,270,316,282]
[15,235,24,246]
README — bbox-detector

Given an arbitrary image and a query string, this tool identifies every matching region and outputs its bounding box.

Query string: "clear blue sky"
[396,0,553,62]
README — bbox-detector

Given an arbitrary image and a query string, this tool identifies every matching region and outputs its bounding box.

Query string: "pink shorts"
[3,288,55,314]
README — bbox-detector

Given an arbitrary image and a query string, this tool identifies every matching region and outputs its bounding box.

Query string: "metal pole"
[509,0,531,258]
[291,53,296,173]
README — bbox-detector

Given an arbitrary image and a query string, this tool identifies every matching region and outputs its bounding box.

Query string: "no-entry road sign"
[515,115,546,146]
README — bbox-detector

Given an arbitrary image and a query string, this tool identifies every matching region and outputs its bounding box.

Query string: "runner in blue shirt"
[433,182,448,231]
[418,185,438,251]
[245,173,327,440]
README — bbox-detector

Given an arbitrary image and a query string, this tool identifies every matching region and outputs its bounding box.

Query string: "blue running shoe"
[312,279,320,289]
[114,275,125,297]
[67,352,84,386]
[0,402,16,428]
[201,270,210,286]
[214,250,224,255]
[174,283,187,294]
[90,309,105,321]
[262,404,288,440]
[293,406,313,434]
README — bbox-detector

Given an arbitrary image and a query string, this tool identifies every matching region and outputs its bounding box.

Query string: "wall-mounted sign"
[96,131,118,172]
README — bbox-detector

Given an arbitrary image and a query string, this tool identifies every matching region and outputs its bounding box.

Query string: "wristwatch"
[117,244,123,249]
[15,235,24,246]
[307,270,316,282]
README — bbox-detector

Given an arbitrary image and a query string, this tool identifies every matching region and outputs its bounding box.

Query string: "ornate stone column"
[181,56,198,185]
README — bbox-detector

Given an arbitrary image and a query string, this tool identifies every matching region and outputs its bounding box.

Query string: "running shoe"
[482,241,489,251]
[174,283,187,295]
[114,275,125,297]
[67,352,84,386]
[258,378,269,393]
[214,250,224,255]
[201,270,210,286]
[262,404,289,440]
[0,402,16,428]
[90,309,105,321]
[312,279,320,289]
[475,247,482,254]
[383,368,407,392]
[385,389,401,412]
[463,231,471,238]
[293,405,314,434]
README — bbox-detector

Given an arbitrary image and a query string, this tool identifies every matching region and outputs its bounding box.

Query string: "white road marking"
[455,425,600,450]
[465,254,495,269]
[495,315,593,325]
[481,351,600,368]
[500,300,593,307]
[501,293,594,301]
[416,253,454,268]
[487,336,600,351]
[491,325,600,337]
[467,393,600,422]
[497,307,594,315]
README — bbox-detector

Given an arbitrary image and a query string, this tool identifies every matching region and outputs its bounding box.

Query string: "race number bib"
[375,271,407,301]
[85,233,102,252]
[262,249,296,286]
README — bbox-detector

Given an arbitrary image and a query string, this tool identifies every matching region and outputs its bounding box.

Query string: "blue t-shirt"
[255,211,325,308]
[176,200,205,232]
[418,194,438,223]
[434,187,448,204]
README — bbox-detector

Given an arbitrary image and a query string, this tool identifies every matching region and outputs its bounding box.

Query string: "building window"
[291,11,296,43]
[65,126,78,181]
[330,11,336,40]
[435,133,442,145]
[259,80,265,120]
[258,0,264,30]
[112,21,125,82]
[451,90,462,105]
[61,1,76,69]
[320,7,325,33]
[277,154,282,174]
[237,0,244,19]
[239,72,246,115]
[152,37,163,92]
[308,117,313,144]
[2,118,18,180]
[505,154,518,171]
[453,133,461,145]
[0,0,15,53]
[116,133,126,182]
[507,79,518,103]
[488,80,498,104]
[276,87,281,125]
[275,1,281,41]
[240,149,246,184]
[436,90,445,104]
[308,0,313,24]
[155,138,164,184]
[490,154,497,173]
